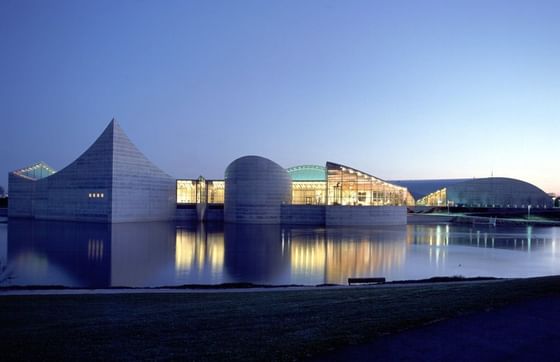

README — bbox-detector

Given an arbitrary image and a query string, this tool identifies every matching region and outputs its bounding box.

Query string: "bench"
[348,277,386,285]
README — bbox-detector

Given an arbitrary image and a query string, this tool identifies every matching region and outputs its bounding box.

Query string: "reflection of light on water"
[15,253,49,274]
[175,229,224,276]
[324,240,406,284]
[527,226,532,253]
[197,232,206,272]
[176,231,196,271]
[206,233,224,274]
[281,230,285,256]
[291,240,325,277]
[289,232,406,285]
[87,239,104,261]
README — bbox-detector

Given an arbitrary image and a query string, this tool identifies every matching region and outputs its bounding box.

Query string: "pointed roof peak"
[101,117,125,137]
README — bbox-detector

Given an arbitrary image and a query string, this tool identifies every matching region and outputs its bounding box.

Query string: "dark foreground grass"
[2,276,560,361]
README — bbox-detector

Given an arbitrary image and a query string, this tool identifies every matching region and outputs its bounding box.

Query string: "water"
[1,220,559,288]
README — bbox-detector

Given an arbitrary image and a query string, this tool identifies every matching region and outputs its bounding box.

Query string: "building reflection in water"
[405,223,560,278]
[110,222,176,287]
[408,224,554,252]
[175,223,225,284]
[286,226,408,285]
[223,223,288,284]
[7,219,112,287]
[3,220,560,288]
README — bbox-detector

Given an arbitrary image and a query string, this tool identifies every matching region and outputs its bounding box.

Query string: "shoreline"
[0,276,503,296]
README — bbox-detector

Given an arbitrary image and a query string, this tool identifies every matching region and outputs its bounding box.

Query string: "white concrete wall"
[110,122,175,222]
[326,206,406,226]
[32,124,113,222]
[175,207,197,221]
[206,207,224,222]
[281,205,325,225]
[10,120,175,223]
[7,174,35,218]
[224,156,292,224]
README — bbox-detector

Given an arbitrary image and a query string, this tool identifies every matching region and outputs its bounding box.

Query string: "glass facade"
[13,162,56,180]
[286,165,327,181]
[292,181,326,205]
[417,188,447,206]
[178,162,415,207]
[177,180,197,204]
[416,178,554,208]
[326,162,414,206]
[207,180,224,204]
[177,179,225,205]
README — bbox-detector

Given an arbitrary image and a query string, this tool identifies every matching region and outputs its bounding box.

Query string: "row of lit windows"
[88,193,104,198]
[417,188,551,208]
[292,182,326,205]
[177,180,225,204]
[326,165,413,206]
[178,175,411,206]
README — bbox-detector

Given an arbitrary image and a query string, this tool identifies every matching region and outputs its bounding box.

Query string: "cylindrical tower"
[224,155,292,223]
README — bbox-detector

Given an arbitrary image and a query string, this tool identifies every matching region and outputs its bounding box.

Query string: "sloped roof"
[389,179,470,199]
[46,118,172,182]
[327,161,408,192]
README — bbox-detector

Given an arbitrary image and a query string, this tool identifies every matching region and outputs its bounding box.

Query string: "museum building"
[9,120,554,224]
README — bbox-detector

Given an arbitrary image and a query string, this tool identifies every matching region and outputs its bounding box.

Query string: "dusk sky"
[1,0,559,193]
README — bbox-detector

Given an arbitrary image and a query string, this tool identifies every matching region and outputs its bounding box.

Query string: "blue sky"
[1,0,559,193]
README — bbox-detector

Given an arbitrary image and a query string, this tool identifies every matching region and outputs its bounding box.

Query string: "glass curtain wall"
[196,176,207,204]
[177,179,225,205]
[177,180,197,204]
[208,181,225,204]
[292,182,327,205]
[326,162,413,206]
[417,188,447,206]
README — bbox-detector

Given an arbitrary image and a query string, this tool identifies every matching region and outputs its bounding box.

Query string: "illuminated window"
[326,162,413,206]
[292,182,326,205]
[177,180,197,204]
[208,181,225,204]
[357,192,367,202]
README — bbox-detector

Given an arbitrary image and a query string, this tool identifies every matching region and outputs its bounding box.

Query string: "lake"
[1,220,559,288]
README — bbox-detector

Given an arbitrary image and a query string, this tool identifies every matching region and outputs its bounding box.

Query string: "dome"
[447,177,553,208]
[224,156,292,223]
[286,165,326,181]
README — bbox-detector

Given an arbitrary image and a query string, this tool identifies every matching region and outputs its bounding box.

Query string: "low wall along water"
[176,205,407,226]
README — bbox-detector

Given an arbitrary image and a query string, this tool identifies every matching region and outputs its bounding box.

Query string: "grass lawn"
[2,276,560,360]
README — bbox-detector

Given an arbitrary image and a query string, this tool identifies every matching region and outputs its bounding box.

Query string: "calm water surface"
[1,220,559,288]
